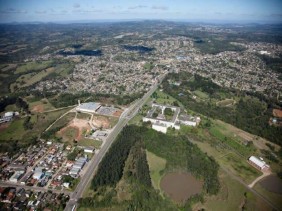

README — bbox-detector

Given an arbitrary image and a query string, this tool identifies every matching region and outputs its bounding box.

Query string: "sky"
[0,0,281,23]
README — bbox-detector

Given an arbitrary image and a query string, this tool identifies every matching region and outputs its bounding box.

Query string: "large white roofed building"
[76,102,101,113]
[248,156,270,171]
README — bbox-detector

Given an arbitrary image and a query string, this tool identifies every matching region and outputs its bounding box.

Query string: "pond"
[259,175,282,194]
[160,172,203,203]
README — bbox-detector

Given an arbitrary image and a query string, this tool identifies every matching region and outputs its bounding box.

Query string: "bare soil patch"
[32,104,44,113]
[160,172,203,203]
[0,123,9,132]
[92,115,110,129]
[259,175,282,194]
[58,118,91,141]
[113,110,122,117]
[273,109,282,118]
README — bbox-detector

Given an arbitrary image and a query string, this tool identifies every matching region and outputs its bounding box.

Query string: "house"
[32,167,44,180]
[248,156,270,171]
[84,147,95,154]
[9,170,25,183]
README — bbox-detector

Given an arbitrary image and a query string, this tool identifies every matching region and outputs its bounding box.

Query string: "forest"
[79,125,220,210]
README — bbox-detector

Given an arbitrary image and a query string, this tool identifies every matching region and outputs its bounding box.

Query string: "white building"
[248,156,270,171]
[84,147,95,154]
[76,102,101,113]
[33,167,44,180]
[178,114,201,127]
[9,171,25,183]
[143,103,180,132]
[152,122,168,134]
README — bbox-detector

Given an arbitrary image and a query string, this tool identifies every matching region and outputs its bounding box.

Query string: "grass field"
[199,169,270,211]
[0,118,26,140]
[254,183,282,209]
[29,108,73,137]
[28,98,55,113]
[128,113,143,126]
[79,138,102,149]
[146,150,167,191]
[219,153,261,183]
[76,112,91,120]
[209,124,255,157]
[217,99,235,107]
[60,127,78,142]
[152,89,182,106]
[11,67,55,91]
[15,60,53,74]
[49,112,76,131]
[193,90,209,99]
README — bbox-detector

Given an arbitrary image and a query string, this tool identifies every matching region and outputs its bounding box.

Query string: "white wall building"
[248,156,270,171]
[76,102,101,113]
[152,122,168,134]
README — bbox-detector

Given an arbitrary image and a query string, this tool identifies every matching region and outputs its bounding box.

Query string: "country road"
[64,73,166,211]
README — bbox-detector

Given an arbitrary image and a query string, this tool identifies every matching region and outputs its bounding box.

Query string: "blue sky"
[0,0,281,23]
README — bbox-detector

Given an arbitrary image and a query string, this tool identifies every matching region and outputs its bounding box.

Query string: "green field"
[193,90,209,99]
[209,124,256,157]
[11,67,55,91]
[28,98,55,112]
[0,118,27,140]
[79,138,102,149]
[219,153,261,183]
[49,112,76,131]
[151,89,182,106]
[146,150,167,191]
[254,182,282,209]
[217,99,235,107]
[201,169,269,211]
[76,112,91,120]
[15,60,54,74]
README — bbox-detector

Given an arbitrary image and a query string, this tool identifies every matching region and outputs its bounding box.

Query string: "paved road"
[64,73,166,211]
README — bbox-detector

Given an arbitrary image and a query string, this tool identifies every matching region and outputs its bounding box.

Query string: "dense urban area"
[0,21,282,211]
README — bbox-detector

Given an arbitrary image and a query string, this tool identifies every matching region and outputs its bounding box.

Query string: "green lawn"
[0,118,26,140]
[152,89,182,106]
[146,150,167,191]
[49,112,76,131]
[12,67,55,91]
[193,90,209,99]
[79,138,102,149]
[15,60,54,74]
[77,112,91,120]
[219,153,261,184]
[254,182,282,209]
[28,98,55,112]
[217,99,235,107]
[202,169,269,211]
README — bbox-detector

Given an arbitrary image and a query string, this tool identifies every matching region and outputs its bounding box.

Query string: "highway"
[64,73,166,211]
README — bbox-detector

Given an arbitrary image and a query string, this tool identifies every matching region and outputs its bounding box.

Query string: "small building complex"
[248,156,270,172]
[143,103,200,133]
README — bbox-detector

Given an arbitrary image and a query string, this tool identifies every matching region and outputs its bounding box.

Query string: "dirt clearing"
[58,118,91,141]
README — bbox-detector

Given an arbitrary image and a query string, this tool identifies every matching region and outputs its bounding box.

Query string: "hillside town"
[33,35,281,97]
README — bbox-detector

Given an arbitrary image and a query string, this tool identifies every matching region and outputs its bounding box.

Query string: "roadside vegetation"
[162,72,282,146]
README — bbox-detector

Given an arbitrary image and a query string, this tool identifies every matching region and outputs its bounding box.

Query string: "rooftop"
[77,102,101,112]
